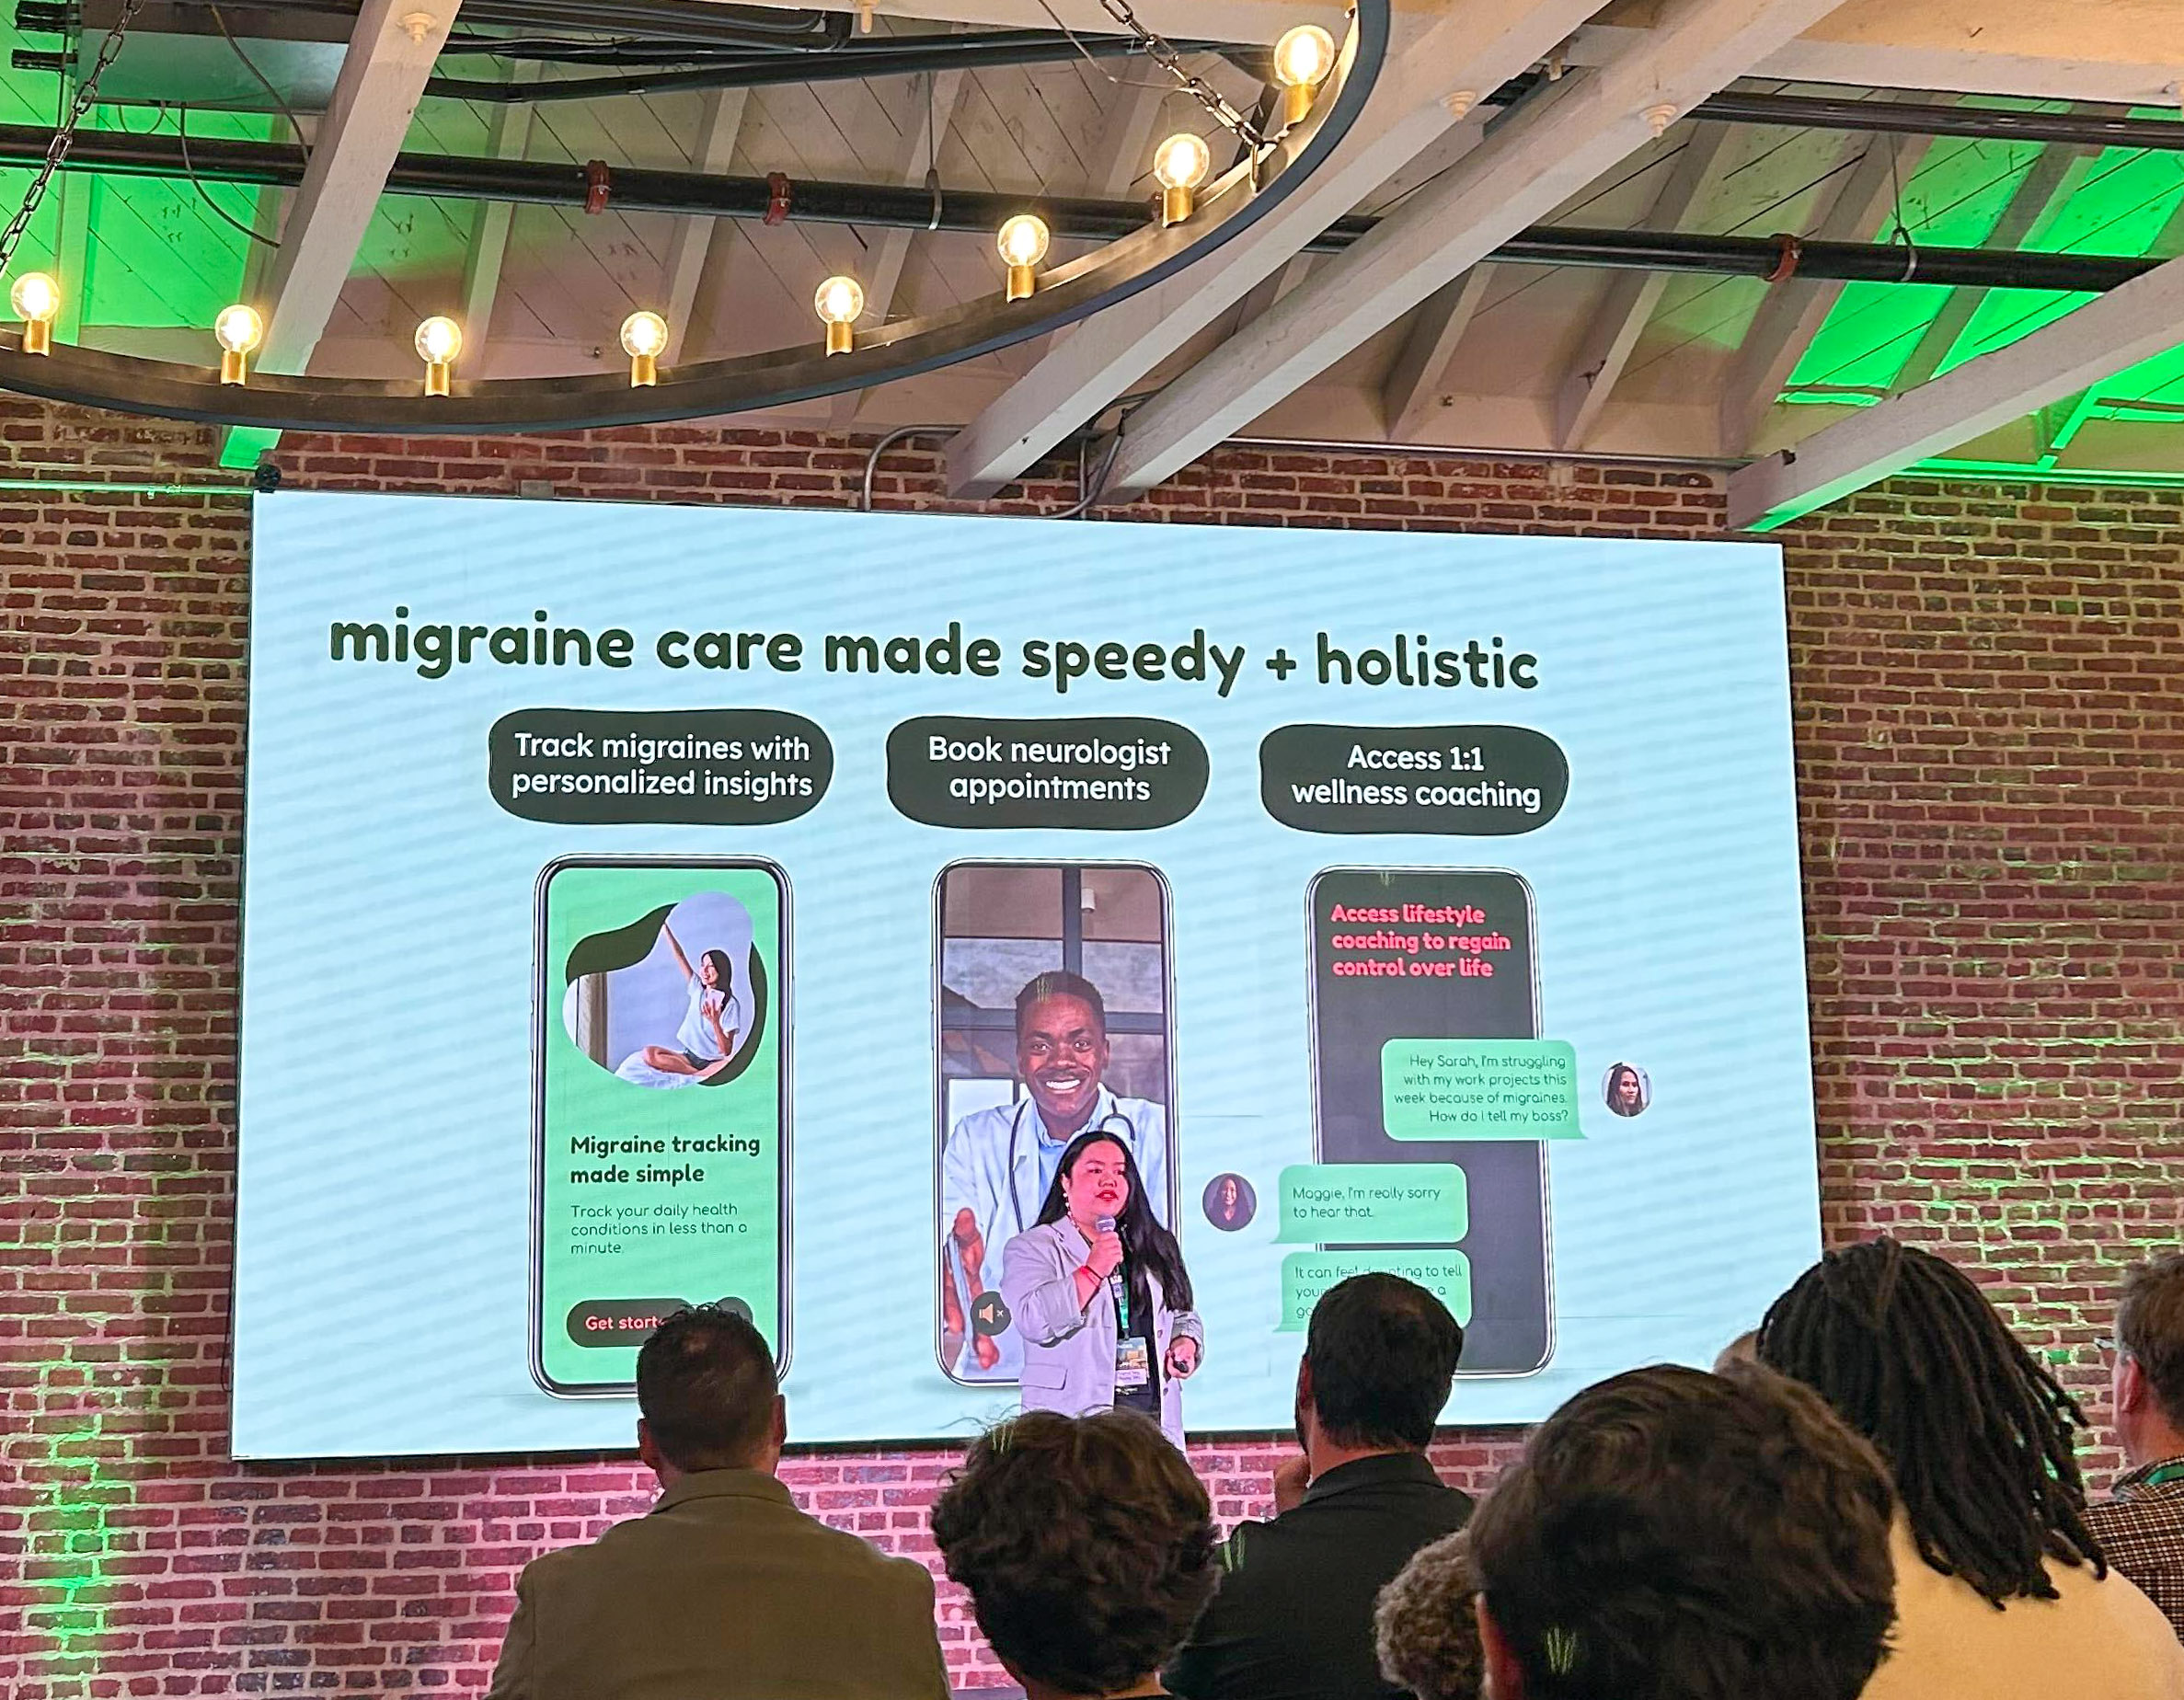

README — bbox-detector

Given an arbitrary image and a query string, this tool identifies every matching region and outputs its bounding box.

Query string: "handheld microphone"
[1096,1214,1126,1315]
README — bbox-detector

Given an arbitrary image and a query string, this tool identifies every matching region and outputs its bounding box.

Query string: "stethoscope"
[999,1098,1141,1237]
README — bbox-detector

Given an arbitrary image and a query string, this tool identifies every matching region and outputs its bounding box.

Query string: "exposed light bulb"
[415,315,462,396]
[9,270,58,354]
[620,309,668,385]
[214,304,263,385]
[1152,132,1212,225]
[1272,24,1337,125]
[815,275,864,355]
[997,213,1050,301]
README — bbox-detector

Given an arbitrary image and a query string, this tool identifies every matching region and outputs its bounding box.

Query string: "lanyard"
[2141,1460,2184,1489]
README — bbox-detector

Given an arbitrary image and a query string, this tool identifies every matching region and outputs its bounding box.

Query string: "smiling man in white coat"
[941,971,1169,1377]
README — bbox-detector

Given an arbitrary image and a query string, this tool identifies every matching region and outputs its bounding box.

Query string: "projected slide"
[232,494,1820,1458]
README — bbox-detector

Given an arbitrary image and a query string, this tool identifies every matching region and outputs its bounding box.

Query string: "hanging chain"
[0,0,144,281]
[1096,0,1268,152]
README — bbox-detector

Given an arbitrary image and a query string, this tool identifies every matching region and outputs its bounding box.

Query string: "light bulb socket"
[629,351,658,387]
[423,358,452,397]
[1283,82,1316,127]
[825,321,854,356]
[1160,184,1195,227]
[220,348,247,385]
[20,318,50,356]
[1006,262,1038,303]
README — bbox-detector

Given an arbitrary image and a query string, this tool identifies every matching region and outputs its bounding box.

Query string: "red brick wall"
[6,404,2181,1695]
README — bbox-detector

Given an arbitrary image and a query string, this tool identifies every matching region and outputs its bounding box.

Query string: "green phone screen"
[535,860,787,1392]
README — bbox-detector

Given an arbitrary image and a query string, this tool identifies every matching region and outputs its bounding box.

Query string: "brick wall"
[6,401,2182,1694]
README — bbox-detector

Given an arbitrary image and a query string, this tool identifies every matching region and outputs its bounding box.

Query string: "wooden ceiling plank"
[1097,0,1851,500]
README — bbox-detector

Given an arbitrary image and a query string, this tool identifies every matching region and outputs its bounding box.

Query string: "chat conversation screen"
[1311,867,1555,1374]
[233,494,1820,1457]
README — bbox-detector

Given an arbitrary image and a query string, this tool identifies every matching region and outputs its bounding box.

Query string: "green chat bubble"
[1381,1038,1583,1140]
[1275,1163,1467,1245]
[1278,1251,1474,1330]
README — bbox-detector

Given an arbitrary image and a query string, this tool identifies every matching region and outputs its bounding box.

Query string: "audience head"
[1465,1362,1896,1700]
[1757,1235,2100,1603]
[932,1409,1216,1700]
[1711,1329,1758,1373]
[1299,1272,1465,1454]
[1376,1532,1483,1700]
[2113,1250,2184,1466]
[633,1303,784,1480]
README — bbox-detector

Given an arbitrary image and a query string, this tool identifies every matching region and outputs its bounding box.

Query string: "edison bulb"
[1153,132,1212,192]
[415,316,462,365]
[1272,24,1336,89]
[620,310,669,360]
[814,275,865,326]
[214,304,263,355]
[996,214,1051,270]
[815,275,864,355]
[9,270,59,323]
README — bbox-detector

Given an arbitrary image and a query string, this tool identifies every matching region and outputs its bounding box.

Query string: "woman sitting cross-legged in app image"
[1001,1129,1201,1446]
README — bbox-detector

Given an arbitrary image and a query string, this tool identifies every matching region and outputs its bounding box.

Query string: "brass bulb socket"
[220,348,247,386]
[629,351,658,387]
[423,359,452,397]
[1160,184,1194,227]
[21,318,51,356]
[825,321,854,356]
[1283,81,1316,127]
[1006,262,1037,303]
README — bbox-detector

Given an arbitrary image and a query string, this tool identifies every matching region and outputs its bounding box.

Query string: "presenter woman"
[1001,1130,1201,1445]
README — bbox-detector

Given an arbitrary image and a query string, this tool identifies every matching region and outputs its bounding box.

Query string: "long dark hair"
[1036,1129,1192,1316]
[1757,1235,2102,1606]
[700,948,734,993]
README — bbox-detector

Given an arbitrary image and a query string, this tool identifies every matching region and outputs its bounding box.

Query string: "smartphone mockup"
[931,859,1178,1386]
[532,856,791,1396]
[1307,867,1552,1376]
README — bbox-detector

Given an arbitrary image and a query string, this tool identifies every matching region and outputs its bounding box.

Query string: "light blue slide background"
[233,491,1819,1458]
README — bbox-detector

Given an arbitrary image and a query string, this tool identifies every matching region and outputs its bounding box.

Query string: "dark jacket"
[484,1468,949,1700]
[1165,1452,1473,1700]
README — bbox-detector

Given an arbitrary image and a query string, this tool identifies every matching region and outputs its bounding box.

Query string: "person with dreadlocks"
[1757,1236,2184,1700]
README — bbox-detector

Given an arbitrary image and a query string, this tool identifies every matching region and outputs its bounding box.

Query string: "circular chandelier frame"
[0,2,1389,435]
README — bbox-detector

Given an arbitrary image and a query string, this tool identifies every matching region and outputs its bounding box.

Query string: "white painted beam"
[1567,0,2184,104]
[457,63,538,368]
[1891,137,2097,394]
[1552,121,1730,450]
[1099,0,1853,499]
[722,0,1343,45]
[254,0,461,378]
[659,87,753,366]
[1383,267,1494,440]
[830,68,967,426]
[1085,75,1174,201]
[1717,96,1945,458]
[942,0,1606,497]
[1728,254,2184,530]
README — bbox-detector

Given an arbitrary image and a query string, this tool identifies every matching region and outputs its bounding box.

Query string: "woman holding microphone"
[1001,1129,1202,1445]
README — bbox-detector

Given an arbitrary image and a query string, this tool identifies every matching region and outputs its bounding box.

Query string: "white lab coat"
[940,1086,1168,1380]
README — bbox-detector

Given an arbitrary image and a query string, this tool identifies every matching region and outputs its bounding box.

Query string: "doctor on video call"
[941,970,1169,1376]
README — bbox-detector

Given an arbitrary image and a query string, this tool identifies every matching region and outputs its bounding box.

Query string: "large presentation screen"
[233,492,1819,1458]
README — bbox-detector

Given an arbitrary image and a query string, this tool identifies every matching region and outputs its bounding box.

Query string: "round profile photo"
[1202,1172,1257,1232]
[1603,1061,1650,1118]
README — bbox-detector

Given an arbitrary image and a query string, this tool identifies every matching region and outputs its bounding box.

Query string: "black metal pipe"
[1690,89,2184,152]
[0,122,2155,294]
[426,30,1223,101]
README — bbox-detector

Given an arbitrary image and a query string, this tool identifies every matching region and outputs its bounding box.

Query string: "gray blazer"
[1000,1217,1203,1444]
